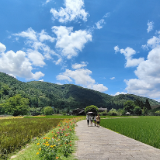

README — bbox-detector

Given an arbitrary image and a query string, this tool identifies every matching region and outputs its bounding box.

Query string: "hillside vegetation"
[0,72,159,115]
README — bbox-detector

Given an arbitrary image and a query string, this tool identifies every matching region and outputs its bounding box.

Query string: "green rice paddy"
[100,116,160,149]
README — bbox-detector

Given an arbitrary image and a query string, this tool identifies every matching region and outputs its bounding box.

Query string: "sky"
[0,0,160,101]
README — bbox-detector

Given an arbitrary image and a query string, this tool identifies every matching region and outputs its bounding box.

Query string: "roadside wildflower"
[56,157,59,159]
[39,148,41,151]
[37,143,40,145]
[36,152,39,155]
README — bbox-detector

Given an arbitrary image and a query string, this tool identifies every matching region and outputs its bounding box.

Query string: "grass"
[0,118,62,159]
[24,115,85,119]
[100,116,160,149]
[8,118,83,160]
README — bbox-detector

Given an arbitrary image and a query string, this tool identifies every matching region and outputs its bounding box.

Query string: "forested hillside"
[0,72,160,115]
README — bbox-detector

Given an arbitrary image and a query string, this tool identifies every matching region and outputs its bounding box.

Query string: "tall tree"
[145,99,151,110]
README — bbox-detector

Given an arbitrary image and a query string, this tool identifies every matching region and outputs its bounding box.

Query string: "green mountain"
[0,72,160,110]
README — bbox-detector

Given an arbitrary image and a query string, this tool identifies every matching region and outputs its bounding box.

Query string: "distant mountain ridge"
[0,72,160,110]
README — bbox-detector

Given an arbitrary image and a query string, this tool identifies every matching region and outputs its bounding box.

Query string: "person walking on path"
[86,113,90,126]
[94,114,97,126]
[96,114,100,127]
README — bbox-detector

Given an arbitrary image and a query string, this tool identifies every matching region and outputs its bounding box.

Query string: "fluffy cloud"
[114,46,144,67]
[27,50,45,67]
[0,42,6,52]
[14,28,37,41]
[56,62,108,92]
[95,19,105,29]
[52,26,92,59]
[50,0,88,23]
[14,28,61,65]
[125,32,160,99]
[0,43,44,80]
[39,30,55,42]
[72,61,87,69]
[115,92,127,96]
[114,46,119,52]
[147,21,154,33]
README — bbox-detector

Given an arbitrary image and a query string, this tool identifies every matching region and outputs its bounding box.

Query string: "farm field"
[100,116,160,149]
[24,115,84,119]
[0,118,62,159]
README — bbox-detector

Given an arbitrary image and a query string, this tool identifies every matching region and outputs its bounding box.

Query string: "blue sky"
[0,0,160,101]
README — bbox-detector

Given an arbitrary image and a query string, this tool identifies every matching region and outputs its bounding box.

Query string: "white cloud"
[46,0,51,4]
[52,26,92,59]
[14,28,37,41]
[0,44,44,80]
[0,42,6,52]
[95,19,105,29]
[72,61,87,69]
[39,79,44,81]
[116,47,144,67]
[27,50,45,67]
[147,21,154,33]
[114,46,119,53]
[110,77,115,80]
[13,28,62,65]
[103,13,110,18]
[50,0,88,23]
[56,62,108,92]
[125,34,160,99]
[115,92,127,96]
[39,30,55,42]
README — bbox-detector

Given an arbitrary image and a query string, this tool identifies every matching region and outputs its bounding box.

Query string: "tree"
[124,100,136,114]
[133,106,142,115]
[145,99,151,110]
[85,105,98,114]
[44,106,54,115]
[3,94,29,116]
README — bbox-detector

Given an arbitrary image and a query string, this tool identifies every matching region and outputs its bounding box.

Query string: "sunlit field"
[101,116,160,149]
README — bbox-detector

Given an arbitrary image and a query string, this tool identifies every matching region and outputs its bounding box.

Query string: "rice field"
[0,118,62,159]
[100,116,160,149]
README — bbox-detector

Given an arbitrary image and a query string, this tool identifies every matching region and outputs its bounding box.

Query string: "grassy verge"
[0,118,62,159]
[9,118,83,160]
[24,115,85,119]
[100,116,160,149]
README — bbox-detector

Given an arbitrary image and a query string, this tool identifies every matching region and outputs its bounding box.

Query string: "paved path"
[74,120,160,160]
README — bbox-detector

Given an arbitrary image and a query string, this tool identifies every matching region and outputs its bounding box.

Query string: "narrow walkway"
[74,120,160,160]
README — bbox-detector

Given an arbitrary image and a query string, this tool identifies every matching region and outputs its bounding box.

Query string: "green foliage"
[3,94,29,116]
[155,110,160,116]
[133,106,142,115]
[85,105,98,113]
[145,99,151,110]
[124,100,136,114]
[0,72,159,112]
[100,117,160,149]
[44,106,54,115]
[0,118,62,159]
[108,108,118,116]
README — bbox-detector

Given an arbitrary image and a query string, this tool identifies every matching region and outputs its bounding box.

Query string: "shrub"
[155,110,160,116]
[44,106,54,115]
[108,108,118,116]
[85,105,98,114]
[133,106,142,115]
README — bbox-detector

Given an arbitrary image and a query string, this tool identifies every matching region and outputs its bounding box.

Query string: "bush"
[133,106,142,115]
[155,110,160,116]
[85,105,98,114]
[44,106,54,115]
[108,108,118,116]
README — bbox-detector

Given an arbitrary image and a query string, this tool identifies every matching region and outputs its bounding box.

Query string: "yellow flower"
[46,141,48,143]
[39,148,41,151]
[50,145,53,148]
[53,145,56,147]
[36,152,39,155]
[37,143,40,145]
[45,144,49,146]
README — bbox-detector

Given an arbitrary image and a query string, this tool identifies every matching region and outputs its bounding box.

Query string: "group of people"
[86,113,100,127]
